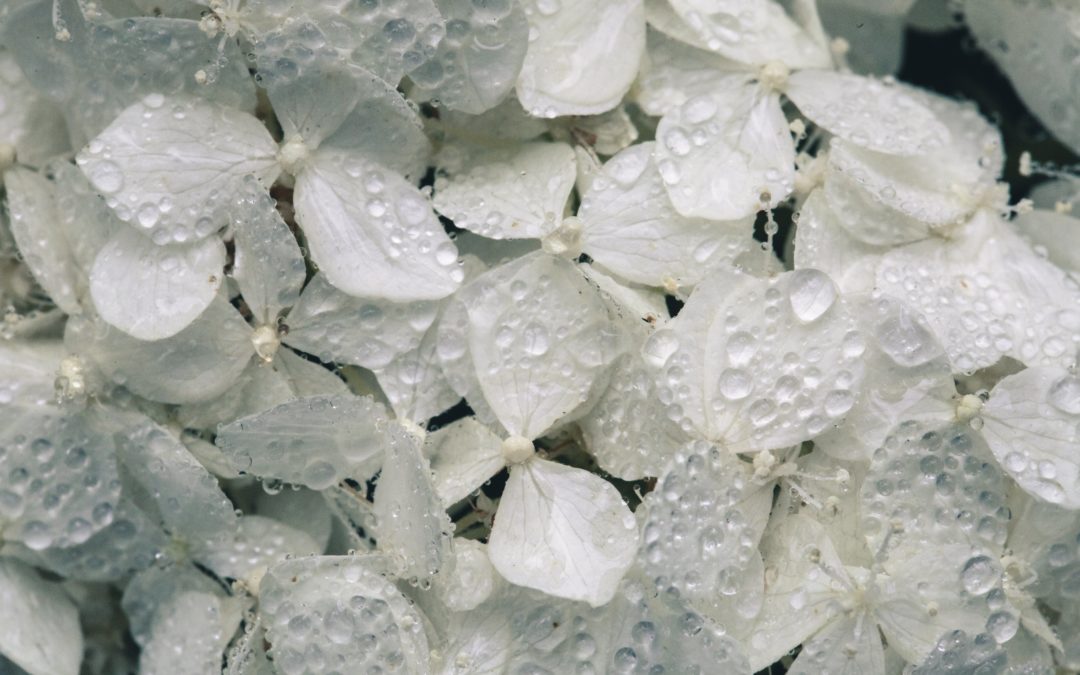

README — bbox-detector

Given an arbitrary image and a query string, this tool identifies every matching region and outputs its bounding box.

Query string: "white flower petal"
[251,0,445,86]
[175,350,349,432]
[410,0,530,114]
[644,0,715,52]
[75,94,279,245]
[656,87,795,221]
[50,162,122,278]
[811,296,956,462]
[36,499,167,582]
[860,418,1010,556]
[373,309,461,424]
[872,544,1001,664]
[821,90,1003,245]
[435,288,507,432]
[260,556,431,673]
[4,167,82,314]
[747,513,852,672]
[373,425,452,579]
[122,564,223,647]
[437,96,549,143]
[71,295,254,405]
[516,0,646,117]
[822,166,941,246]
[215,394,392,489]
[579,347,691,478]
[3,7,257,146]
[665,0,830,68]
[579,141,757,288]
[966,0,1080,154]
[0,409,123,551]
[910,629,1008,675]
[875,211,1080,372]
[787,612,885,675]
[424,417,506,506]
[635,29,752,116]
[648,267,865,452]
[1029,176,1080,213]
[433,141,576,240]
[557,105,640,155]
[0,340,64,410]
[431,539,502,612]
[319,72,432,182]
[505,576,751,671]
[139,592,241,675]
[253,487,336,553]
[1013,209,1080,274]
[444,251,620,438]
[981,366,1080,508]
[0,559,83,675]
[786,70,950,156]
[294,151,461,301]
[488,458,639,606]
[577,266,689,479]
[781,452,873,567]
[793,190,886,294]
[427,599,515,674]
[112,414,238,546]
[196,516,321,583]
[231,179,307,324]
[90,228,225,340]
[0,50,69,167]
[640,442,772,625]
[265,68,361,150]
[283,273,439,369]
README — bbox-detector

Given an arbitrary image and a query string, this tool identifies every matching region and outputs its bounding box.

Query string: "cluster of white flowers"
[1,0,1079,673]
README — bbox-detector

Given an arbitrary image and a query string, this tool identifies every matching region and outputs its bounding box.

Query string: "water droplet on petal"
[961,555,1000,595]
[718,368,752,400]
[643,330,679,368]
[787,269,836,323]
[1049,375,1080,414]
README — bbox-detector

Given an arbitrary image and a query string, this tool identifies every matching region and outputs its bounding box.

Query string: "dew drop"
[89,161,124,195]
[718,368,752,400]
[721,332,757,367]
[787,270,836,323]
[1049,375,1080,415]
[642,330,679,368]
[960,555,1000,595]
[522,322,550,356]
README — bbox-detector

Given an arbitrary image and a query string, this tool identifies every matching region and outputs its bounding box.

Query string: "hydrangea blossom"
[1,0,1079,673]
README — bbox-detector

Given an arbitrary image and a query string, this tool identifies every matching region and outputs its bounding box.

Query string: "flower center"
[277,137,312,177]
[55,355,87,401]
[500,435,535,464]
[251,325,281,363]
[955,393,983,423]
[541,216,583,258]
[758,61,790,92]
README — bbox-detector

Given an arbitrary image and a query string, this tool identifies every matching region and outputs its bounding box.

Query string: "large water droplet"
[787,269,836,323]
[89,160,124,194]
[876,312,939,367]
[960,555,1000,595]
[1049,375,1080,414]
[522,323,550,356]
[718,368,752,400]
[726,331,757,366]
[642,330,679,368]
